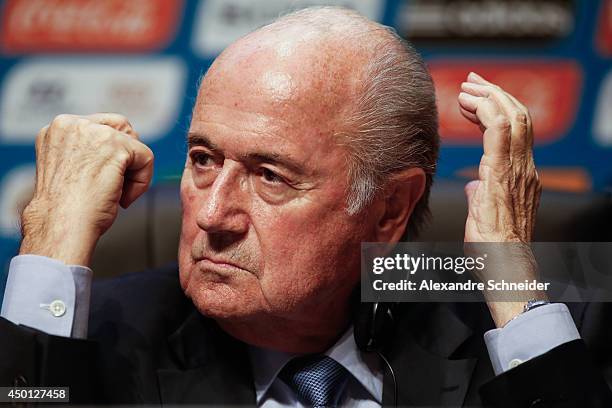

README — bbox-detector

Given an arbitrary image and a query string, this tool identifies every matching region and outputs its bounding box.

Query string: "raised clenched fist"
[20,113,154,267]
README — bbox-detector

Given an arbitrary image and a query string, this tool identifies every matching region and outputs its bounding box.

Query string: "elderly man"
[1,7,610,407]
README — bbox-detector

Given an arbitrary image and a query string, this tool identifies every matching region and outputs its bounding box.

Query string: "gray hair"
[343,22,439,239]
[270,7,439,238]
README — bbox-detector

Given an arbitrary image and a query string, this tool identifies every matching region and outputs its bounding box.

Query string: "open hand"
[458,73,545,327]
[458,72,541,244]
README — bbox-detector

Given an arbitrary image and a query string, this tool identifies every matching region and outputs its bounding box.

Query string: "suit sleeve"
[480,339,612,407]
[0,316,98,403]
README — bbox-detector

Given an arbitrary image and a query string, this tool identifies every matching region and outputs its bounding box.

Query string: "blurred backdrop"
[0,0,611,296]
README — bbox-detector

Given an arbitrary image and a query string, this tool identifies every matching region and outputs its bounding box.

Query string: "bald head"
[200,8,386,135]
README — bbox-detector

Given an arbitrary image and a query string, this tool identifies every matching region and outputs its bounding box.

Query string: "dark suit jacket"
[1,265,611,407]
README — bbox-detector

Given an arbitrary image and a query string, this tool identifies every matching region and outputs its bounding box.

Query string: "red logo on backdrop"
[597,0,612,56]
[429,61,582,144]
[0,0,182,53]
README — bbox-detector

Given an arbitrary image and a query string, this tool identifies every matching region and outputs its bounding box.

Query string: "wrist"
[487,293,549,328]
[488,301,526,328]
[20,204,98,266]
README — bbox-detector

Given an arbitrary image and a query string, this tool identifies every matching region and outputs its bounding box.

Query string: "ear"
[374,168,426,243]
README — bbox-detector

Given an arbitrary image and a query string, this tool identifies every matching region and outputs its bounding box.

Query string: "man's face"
[177,37,375,331]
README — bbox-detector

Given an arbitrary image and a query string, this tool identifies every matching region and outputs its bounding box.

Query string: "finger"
[464,180,480,203]
[458,92,507,132]
[461,81,532,154]
[461,82,518,119]
[34,125,49,190]
[467,71,492,85]
[470,72,529,113]
[459,105,481,125]
[459,104,486,133]
[457,91,479,114]
[120,137,154,208]
[86,123,154,208]
[85,113,139,139]
[457,92,511,166]
[505,92,532,129]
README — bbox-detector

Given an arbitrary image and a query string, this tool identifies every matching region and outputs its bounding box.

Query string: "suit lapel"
[382,303,482,407]
[157,311,257,406]
[156,302,488,406]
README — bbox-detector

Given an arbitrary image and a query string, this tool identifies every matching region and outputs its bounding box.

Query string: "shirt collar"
[248,344,296,404]
[248,326,383,405]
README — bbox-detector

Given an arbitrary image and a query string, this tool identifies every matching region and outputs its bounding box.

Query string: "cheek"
[178,178,200,284]
[255,203,365,300]
[180,185,199,242]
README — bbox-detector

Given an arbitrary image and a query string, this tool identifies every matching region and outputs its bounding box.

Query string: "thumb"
[119,138,154,209]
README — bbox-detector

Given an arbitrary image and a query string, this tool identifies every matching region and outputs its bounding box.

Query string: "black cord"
[377,351,397,408]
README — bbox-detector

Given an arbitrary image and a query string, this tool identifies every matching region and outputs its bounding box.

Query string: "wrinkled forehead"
[195,28,367,128]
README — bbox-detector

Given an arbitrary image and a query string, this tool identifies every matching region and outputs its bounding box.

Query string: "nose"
[196,160,249,235]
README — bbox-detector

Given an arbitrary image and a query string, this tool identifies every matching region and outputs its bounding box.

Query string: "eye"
[191,151,213,168]
[261,168,284,184]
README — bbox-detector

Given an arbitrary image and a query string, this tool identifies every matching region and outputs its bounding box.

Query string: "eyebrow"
[187,133,219,151]
[187,132,306,175]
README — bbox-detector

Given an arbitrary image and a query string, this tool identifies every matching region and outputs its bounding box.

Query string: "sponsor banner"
[597,0,612,56]
[191,0,384,57]
[429,60,582,144]
[0,58,187,143]
[0,0,182,53]
[398,0,574,45]
[594,70,612,146]
[0,164,35,238]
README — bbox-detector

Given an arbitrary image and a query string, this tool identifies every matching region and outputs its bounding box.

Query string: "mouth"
[194,257,250,276]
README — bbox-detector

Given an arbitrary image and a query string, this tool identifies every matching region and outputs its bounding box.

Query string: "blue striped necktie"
[279,355,349,407]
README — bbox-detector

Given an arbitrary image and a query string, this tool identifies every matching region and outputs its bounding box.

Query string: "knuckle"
[105,129,123,146]
[99,137,128,161]
[115,148,131,163]
[535,174,543,190]
[74,117,91,131]
[50,113,74,128]
[35,126,47,149]
[121,122,136,135]
[530,169,542,188]
[513,111,528,126]
[493,116,511,131]
[146,147,155,164]
[105,131,132,158]
[75,116,90,126]
[89,123,114,140]
[107,112,131,126]
[110,113,131,126]
[141,143,153,156]
[109,112,128,121]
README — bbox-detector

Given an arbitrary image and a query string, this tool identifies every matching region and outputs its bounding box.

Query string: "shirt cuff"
[484,303,580,375]
[0,254,92,339]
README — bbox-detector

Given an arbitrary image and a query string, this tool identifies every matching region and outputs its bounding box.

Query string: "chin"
[181,265,264,321]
